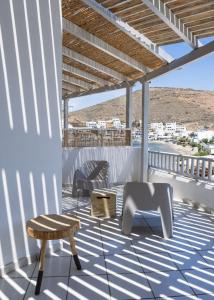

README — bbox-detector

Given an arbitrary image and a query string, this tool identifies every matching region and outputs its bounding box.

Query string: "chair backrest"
[82,160,109,180]
[123,182,173,211]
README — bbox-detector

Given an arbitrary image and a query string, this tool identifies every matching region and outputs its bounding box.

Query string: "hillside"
[69,87,214,130]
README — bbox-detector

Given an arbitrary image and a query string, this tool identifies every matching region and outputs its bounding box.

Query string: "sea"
[133,141,179,154]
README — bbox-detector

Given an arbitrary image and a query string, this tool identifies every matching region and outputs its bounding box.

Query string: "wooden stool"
[26,214,81,295]
[91,189,116,218]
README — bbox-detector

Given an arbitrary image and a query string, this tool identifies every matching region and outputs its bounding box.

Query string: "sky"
[69,37,214,112]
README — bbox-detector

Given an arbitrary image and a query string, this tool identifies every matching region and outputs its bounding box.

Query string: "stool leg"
[35,239,47,295]
[69,233,81,270]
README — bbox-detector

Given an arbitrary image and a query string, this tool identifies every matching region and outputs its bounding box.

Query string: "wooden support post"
[69,230,81,270]
[140,82,150,182]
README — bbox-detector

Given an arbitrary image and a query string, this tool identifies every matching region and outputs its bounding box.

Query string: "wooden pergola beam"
[81,0,173,62]
[142,0,199,49]
[63,63,110,86]
[63,18,150,74]
[63,46,126,81]
[62,73,96,90]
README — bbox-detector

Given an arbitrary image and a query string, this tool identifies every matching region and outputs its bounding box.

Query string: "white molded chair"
[122,182,173,239]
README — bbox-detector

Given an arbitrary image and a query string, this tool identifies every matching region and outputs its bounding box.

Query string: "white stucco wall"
[62,147,141,185]
[0,0,62,272]
[63,147,214,210]
[149,169,214,210]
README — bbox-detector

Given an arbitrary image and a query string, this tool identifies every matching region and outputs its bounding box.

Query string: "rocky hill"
[69,87,214,130]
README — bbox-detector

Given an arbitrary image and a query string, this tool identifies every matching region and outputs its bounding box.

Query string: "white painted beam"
[126,85,133,129]
[63,63,110,86]
[62,73,96,90]
[63,18,150,74]
[64,98,68,130]
[143,0,198,49]
[140,81,150,182]
[141,40,214,81]
[64,80,130,99]
[82,0,173,63]
[62,46,126,81]
[62,82,82,93]
[64,41,214,99]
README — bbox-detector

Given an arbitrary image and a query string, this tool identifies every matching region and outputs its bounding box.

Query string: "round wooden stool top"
[26,214,80,240]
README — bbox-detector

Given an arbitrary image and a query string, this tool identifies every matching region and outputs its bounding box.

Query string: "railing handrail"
[149,150,214,162]
[148,150,214,183]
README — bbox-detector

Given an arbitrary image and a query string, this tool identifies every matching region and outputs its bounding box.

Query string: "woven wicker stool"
[91,189,116,218]
[26,214,81,295]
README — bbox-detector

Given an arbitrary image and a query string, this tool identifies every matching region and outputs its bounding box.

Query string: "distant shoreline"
[133,141,196,156]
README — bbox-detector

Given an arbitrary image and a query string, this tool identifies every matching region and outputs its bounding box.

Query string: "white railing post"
[208,161,212,181]
[202,159,206,179]
[191,158,195,177]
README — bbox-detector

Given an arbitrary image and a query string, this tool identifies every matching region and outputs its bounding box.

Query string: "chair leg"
[69,232,81,270]
[35,240,47,295]
[122,206,135,235]
[159,205,173,239]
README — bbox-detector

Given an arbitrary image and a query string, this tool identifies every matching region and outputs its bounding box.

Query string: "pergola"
[62,0,214,181]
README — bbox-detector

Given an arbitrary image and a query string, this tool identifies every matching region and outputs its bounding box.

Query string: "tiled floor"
[1,186,214,299]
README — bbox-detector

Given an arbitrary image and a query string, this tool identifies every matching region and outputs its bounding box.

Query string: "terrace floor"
[1,186,214,300]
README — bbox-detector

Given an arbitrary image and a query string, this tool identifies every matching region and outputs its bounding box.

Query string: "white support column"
[64,99,68,130]
[126,85,133,129]
[140,81,150,182]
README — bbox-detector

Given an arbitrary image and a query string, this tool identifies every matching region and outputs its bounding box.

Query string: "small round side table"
[26,214,81,295]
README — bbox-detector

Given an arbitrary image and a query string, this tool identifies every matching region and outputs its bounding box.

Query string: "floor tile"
[6,262,37,278]
[156,296,200,300]
[100,228,133,243]
[146,270,195,298]
[170,251,207,270]
[137,251,178,273]
[32,256,71,277]
[74,235,104,257]
[24,277,68,299]
[105,254,143,274]
[70,255,107,275]
[182,269,214,296]
[198,250,214,267]
[103,240,133,255]
[0,277,29,300]
[67,274,110,300]
[132,237,171,254]
[195,294,214,300]
[108,272,153,300]
[156,234,200,252]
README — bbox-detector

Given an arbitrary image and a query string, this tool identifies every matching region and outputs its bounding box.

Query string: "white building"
[165,122,177,135]
[150,122,164,131]
[150,122,164,138]
[97,120,107,129]
[86,121,97,129]
[193,130,214,142]
[112,118,122,129]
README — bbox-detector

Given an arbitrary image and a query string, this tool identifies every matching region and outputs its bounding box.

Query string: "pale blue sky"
[69,37,214,112]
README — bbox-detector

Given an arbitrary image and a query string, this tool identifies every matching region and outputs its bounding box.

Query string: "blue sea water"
[133,141,179,154]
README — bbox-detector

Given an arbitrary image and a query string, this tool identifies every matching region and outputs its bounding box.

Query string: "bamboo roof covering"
[62,0,214,99]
